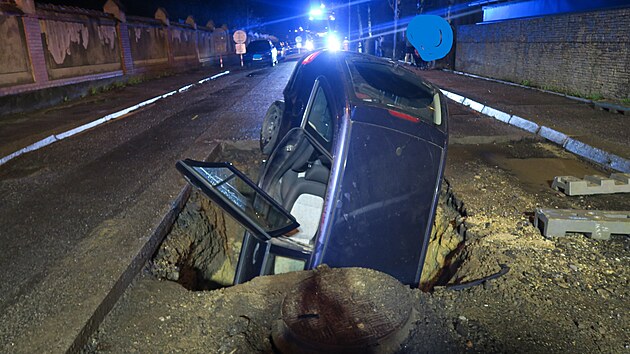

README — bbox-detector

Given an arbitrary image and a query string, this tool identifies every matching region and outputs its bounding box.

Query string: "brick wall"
[455,7,630,100]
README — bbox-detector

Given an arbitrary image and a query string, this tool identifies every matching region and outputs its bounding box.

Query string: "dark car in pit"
[177,50,448,287]
[243,39,278,67]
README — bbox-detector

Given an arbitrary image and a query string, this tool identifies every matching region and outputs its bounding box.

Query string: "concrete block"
[538,126,569,145]
[612,173,630,184]
[481,106,511,123]
[535,208,630,240]
[462,98,485,112]
[552,173,630,195]
[508,115,540,133]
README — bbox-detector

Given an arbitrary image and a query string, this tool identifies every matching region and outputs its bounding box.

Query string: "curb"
[443,69,630,115]
[69,184,192,353]
[0,70,230,167]
[537,126,568,146]
[440,88,630,173]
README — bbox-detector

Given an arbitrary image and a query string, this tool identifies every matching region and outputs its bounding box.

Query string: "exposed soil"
[88,139,629,353]
[419,140,630,353]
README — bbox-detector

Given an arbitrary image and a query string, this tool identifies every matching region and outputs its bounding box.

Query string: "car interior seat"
[278,143,329,246]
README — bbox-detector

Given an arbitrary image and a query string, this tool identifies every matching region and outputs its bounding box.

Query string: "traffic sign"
[236,43,246,54]
[233,30,247,44]
[295,35,302,43]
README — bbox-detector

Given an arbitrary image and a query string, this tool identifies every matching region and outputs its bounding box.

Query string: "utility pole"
[348,0,351,43]
[367,4,372,38]
[392,0,399,60]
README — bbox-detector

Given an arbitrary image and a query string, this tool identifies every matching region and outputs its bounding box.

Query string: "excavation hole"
[149,141,470,291]
[148,141,262,290]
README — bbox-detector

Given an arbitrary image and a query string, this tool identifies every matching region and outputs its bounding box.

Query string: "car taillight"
[388,109,420,123]
[302,51,321,65]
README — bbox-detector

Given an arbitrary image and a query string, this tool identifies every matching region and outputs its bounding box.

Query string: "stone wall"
[38,6,122,80]
[455,7,630,100]
[197,28,213,62]
[0,14,33,87]
[127,18,169,68]
[0,0,231,97]
[170,24,198,63]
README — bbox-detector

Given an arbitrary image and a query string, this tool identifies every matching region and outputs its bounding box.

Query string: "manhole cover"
[273,267,414,353]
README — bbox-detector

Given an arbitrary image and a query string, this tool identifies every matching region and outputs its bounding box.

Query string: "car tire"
[260,100,284,155]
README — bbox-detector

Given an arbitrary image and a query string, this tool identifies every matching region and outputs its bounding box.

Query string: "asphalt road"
[0,61,295,351]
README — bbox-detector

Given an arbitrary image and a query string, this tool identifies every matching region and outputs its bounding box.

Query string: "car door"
[175,160,299,241]
[176,77,338,285]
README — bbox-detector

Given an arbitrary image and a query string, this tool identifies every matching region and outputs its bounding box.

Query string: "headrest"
[305,161,329,184]
[290,143,315,170]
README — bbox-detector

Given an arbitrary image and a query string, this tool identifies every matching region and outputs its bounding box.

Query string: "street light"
[309,3,326,20]
[326,33,341,51]
[309,8,323,18]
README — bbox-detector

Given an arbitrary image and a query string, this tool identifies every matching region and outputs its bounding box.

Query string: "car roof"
[298,51,444,132]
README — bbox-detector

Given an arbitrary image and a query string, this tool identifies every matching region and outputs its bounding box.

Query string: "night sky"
[43,0,314,36]
[39,0,475,44]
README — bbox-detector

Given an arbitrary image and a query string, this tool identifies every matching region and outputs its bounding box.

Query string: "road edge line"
[0,70,230,167]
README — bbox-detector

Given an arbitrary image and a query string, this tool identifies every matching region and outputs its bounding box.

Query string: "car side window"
[307,87,333,142]
[304,81,333,144]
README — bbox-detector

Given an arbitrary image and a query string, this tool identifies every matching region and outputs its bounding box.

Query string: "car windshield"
[248,40,270,52]
[347,60,437,123]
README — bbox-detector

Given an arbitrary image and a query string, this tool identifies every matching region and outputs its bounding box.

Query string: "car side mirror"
[433,93,442,126]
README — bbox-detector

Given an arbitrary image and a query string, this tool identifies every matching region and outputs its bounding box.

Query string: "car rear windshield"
[248,40,270,52]
[347,60,437,123]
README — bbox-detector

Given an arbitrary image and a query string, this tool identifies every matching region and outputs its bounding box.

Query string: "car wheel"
[260,100,284,155]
